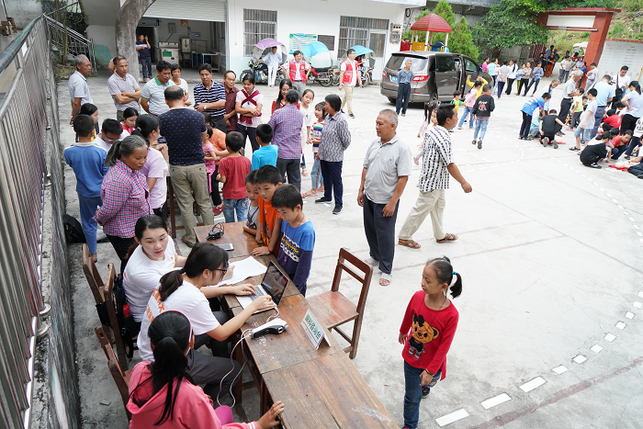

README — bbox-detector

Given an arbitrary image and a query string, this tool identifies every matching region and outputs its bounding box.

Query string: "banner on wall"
[289,33,318,54]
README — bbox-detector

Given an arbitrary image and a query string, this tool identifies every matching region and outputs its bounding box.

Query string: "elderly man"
[159,86,215,247]
[358,110,412,286]
[558,70,582,123]
[590,74,615,139]
[283,50,310,96]
[140,61,174,116]
[194,64,227,133]
[107,55,141,120]
[68,54,93,124]
[268,89,304,190]
[339,48,362,119]
[223,70,239,133]
[398,104,472,249]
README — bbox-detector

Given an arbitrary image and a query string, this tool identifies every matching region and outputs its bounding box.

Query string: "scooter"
[359,64,373,86]
[308,65,339,87]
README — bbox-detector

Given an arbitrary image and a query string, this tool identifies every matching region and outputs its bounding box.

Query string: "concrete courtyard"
[60,72,643,428]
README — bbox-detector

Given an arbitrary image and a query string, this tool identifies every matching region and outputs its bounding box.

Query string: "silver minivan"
[380,51,491,104]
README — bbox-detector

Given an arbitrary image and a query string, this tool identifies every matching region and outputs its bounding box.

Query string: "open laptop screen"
[261,262,288,306]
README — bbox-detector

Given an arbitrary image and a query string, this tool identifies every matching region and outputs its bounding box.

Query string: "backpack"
[96,272,139,360]
[63,214,86,243]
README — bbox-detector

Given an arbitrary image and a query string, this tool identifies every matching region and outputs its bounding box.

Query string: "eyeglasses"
[213,266,228,278]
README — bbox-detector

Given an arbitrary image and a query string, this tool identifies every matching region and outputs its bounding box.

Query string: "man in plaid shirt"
[268,89,304,191]
[398,104,472,248]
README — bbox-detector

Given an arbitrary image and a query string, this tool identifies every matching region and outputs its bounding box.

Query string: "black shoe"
[637,174,643,179]
[315,197,331,204]
[588,163,602,169]
[349,113,355,119]
[332,205,343,215]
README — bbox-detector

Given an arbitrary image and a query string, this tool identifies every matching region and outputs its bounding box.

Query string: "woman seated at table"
[137,243,275,400]
[128,310,284,429]
[123,215,186,328]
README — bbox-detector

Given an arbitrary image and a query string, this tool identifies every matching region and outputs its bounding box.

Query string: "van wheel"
[388,97,396,105]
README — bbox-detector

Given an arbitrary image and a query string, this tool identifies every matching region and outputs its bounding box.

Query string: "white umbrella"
[573,41,588,49]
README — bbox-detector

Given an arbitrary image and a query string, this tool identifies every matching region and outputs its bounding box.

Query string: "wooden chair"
[307,248,374,359]
[103,263,130,370]
[95,327,132,420]
[82,243,105,304]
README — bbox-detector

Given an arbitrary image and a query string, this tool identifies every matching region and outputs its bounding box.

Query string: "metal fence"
[0,15,78,429]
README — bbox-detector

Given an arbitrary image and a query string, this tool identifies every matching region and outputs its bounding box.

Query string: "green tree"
[449,17,479,60]
[432,0,456,45]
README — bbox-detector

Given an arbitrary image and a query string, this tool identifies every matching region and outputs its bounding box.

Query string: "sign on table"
[301,310,329,350]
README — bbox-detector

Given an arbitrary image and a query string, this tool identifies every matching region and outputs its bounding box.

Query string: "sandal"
[379,273,392,286]
[398,239,421,249]
[301,189,317,198]
[436,233,458,243]
[301,167,309,177]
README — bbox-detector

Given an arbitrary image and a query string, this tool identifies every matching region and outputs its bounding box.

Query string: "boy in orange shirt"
[251,165,282,257]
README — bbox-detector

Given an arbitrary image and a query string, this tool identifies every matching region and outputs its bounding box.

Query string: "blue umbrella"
[301,41,329,58]
[350,45,374,56]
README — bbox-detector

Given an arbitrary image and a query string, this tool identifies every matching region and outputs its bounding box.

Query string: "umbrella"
[301,41,329,58]
[254,38,284,50]
[350,45,374,57]
[573,41,588,49]
[410,14,452,50]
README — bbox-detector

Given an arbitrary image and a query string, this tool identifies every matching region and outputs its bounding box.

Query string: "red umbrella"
[410,14,452,50]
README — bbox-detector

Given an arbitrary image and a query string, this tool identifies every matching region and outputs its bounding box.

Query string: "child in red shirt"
[399,257,461,429]
[217,132,251,223]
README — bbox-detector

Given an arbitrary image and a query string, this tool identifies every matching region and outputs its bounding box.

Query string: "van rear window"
[386,55,428,73]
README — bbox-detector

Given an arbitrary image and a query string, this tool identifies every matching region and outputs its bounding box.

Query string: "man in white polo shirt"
[358,109,412,286]
[140,60,175,116]
[68,54,93,125]
[107,55,141,120]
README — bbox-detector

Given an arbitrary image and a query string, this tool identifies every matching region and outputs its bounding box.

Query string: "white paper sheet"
[214,256,267,287]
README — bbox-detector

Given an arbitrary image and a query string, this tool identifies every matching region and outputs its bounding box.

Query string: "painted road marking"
[573,355,587,364]
[520,377,546,392]
[605,333,616,342]
[552,365,568,375]
[590,345,603,353]
[436,409,469,427]
[481,393,511,410]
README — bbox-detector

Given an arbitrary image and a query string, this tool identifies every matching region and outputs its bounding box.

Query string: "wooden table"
[197,223,396,427]
[194,222,259,258]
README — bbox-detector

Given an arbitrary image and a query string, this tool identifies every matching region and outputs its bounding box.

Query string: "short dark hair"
[254,165,282,186]
[198,63,212,74]
[577,87,585,95]
[73,114,94,137]
[473,81,482,88]
[256,124,273,144]
[225,131,244,153]
[436,104,456,126]
[541,92,551,100]
[606,108,616,116]
[325,94,342,112]
[615,101,625,109]
[482,84,491,93]
[347,48,355,55]
[79,103,97,116]
[453,90,462,97]
[242,73,255,84]
[102,118,123,136]
[285,89,300,104]
[271,184,303,210]
[164,86,184,101]
[602,74,612,81]
[225,70,236,79]
[590,62,597,66]
[170,63,180,72]
[587,88,598,97]
[206,125,213,138]
[502,59,508,65]
[621,65,629,71]
[548,109,558,114]
[156,61,171,72]
[202,112,212,125]
[293,50,302,57]
[246,170,257,185]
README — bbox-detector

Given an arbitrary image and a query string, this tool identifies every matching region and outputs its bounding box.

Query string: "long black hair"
[131,311,193,425]
[275,79,293,108]
[132,114,161,145]
[426,256,462,298]
[158,243,228,301]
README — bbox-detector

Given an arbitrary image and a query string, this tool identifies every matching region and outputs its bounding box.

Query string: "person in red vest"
[282,50,310,97]
[339,48,362,119]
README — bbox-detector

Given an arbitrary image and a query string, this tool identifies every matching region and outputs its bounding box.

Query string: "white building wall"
[86,25,117,67]
[597,40,643,83]
[227,0,406,80]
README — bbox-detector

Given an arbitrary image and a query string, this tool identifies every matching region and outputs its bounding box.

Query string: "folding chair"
[307,248,373,359]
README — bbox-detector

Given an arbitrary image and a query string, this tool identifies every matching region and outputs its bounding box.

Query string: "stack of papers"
[215,256,267,286]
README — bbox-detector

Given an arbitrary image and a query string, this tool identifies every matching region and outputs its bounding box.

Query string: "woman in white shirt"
[137,242,275,399]
[504,59,519,96]
[123,215,184,324]
[620,81,643,136]
[170,64,192,106]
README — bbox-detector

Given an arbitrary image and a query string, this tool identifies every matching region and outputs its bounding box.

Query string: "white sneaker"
[96,230,108,242]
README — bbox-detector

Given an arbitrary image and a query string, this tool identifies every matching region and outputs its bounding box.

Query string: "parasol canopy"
[301,41,330,58]
[573,41,588,49]
[254,38,284,50]
[350,45,374,57]
[410,14,452,33]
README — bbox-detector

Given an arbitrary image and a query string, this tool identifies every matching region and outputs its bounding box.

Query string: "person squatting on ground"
[358,109,412,286]
[399,257,462,429]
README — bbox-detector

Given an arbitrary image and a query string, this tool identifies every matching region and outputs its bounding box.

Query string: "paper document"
[215,256,267,286]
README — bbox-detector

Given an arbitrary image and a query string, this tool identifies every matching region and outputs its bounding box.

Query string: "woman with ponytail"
[96,135,152,272]
[398,256,461,429]
[128,310,285,428]
[137,243,275,401]
[134,115,169,217]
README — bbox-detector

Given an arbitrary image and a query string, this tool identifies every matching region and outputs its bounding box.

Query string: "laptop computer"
[237,261,288,313]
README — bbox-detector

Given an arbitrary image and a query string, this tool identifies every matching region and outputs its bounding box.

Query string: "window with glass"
[243,9,277,57]
[339,16,389,58]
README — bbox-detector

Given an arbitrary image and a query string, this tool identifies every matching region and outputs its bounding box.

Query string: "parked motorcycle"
[359,64,373,86]
[308,65,339,87]
[241,58,285,85]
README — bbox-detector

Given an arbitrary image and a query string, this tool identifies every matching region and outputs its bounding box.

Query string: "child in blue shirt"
[271,184,315,296]
[251,124,278,170]
[64,114,109,261]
